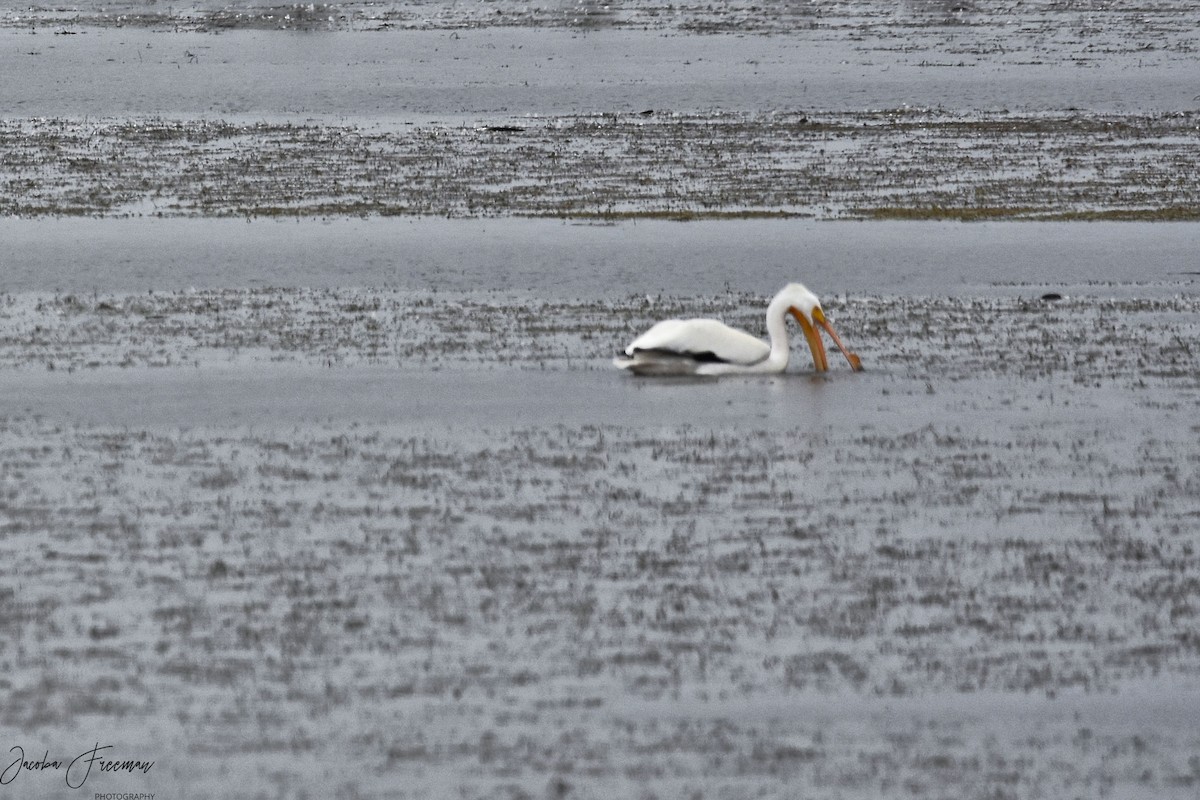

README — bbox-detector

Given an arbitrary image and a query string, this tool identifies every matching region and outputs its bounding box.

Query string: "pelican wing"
[625,319,770,365]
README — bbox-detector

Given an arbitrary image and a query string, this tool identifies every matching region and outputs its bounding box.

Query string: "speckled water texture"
[2,2,1200,799]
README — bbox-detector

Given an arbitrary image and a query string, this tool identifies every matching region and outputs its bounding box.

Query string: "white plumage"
[625,318,771,365]
[613,283,862,376]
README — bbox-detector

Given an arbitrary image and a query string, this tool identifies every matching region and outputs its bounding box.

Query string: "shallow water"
[4,217,1199,296]
[0,359,1109,431]
[3,18,1199,117]
[0,363,850,427]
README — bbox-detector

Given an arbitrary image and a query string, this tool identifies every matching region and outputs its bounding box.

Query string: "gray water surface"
[4,217,1198,296]
[4,26,1199,118]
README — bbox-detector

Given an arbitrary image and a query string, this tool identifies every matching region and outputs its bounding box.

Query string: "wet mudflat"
[3,405,1200,799]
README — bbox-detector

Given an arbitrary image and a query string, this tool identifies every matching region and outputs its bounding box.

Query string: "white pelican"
[613,283,862,376]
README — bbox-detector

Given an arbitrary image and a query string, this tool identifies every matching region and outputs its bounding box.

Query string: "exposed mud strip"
[0,288,1197,379]
[4,0,1200,56]
[3,112,1200,220]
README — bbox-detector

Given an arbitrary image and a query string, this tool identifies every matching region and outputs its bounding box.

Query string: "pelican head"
[770,283,863,372]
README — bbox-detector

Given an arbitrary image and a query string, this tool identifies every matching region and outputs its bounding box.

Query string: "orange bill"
[812,307,863,371]
[791,308,829,371]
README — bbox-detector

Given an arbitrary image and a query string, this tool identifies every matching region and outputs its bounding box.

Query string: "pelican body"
[614,283,862,376]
